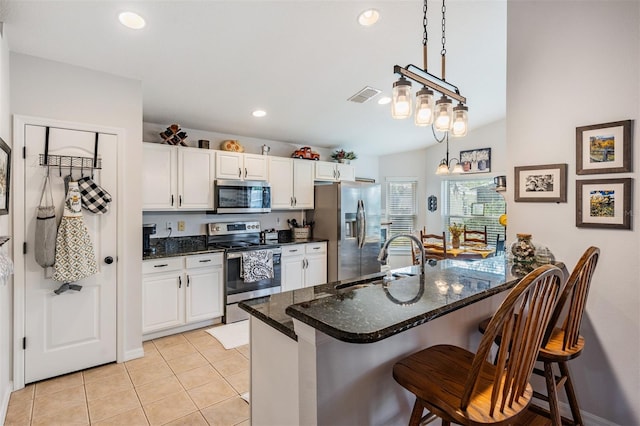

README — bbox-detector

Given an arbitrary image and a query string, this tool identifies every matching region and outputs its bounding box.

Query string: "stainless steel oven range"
[207,221,281,323]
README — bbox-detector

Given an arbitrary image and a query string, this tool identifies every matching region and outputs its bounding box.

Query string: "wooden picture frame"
[459,148,491,174]
[576,178,632,229]
[0,138,11,215]
[515,163,567,203]
[576,120,632,174]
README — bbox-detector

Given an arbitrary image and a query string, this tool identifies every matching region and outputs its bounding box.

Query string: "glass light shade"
[451,103,469,137]
[450,161,464,174]
[358,9,380,26]
[391,78,412,119]
[436,159,450,175]
[414,87,435,126]
[118,11,146,29]
[434,96,453,132]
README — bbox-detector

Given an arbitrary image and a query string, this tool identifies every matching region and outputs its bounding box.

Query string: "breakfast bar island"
[240,255,560,426]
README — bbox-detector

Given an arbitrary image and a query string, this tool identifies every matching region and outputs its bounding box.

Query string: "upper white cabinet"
[216,151,268,181]
[269,157,315,210]
[314,161,355,182]
[143,143,215,210]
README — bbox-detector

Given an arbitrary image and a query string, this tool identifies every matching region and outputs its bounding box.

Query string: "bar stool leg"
[544,362,562,426]
[560,361,584,426]
[408,399,424,426]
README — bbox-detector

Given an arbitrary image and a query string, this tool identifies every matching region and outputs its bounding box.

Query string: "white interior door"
[24,125,117,383]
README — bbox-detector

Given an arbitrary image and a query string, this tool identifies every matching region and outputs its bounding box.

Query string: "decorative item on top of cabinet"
[291,146,320,161]
[331,149,357,164]
[220,139,245,152]
[159,124,188,146]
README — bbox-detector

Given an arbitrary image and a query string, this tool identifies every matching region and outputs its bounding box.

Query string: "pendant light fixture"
[391,0,468,137]
[435,131,463,175]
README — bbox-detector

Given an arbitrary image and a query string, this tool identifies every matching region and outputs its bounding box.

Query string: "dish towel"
[240,250,274,283]
[52,181,98,293]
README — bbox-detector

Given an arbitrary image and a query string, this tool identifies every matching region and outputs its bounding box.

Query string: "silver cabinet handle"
[294,197,297,207]
[290,249,298,253]
[337,170,341,179]
[244,168,248,178]
[179,195,182,206]
[238,168,242,178]
[171,195,174,206]
[312,247,320,250]
[154,264,168,268]
[199,259,212,263]
[291,196,294,207]
[187,275,190,287]
[178,276,182,288]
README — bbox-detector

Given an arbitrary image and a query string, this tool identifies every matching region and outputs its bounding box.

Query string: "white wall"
[507,2,639,424]
[0,24,13,422]
[10,53,144,361]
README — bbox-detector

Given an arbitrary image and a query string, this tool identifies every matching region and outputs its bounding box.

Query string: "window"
[386,179,417,250]
[443,179,506,247]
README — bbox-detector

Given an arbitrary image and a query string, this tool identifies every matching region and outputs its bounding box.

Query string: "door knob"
[104,256,114,264]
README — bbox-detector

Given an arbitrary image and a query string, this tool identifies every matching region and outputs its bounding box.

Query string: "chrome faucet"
[378,234,425,279]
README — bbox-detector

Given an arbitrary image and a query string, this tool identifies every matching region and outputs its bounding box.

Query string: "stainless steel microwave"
[214,180,271,213]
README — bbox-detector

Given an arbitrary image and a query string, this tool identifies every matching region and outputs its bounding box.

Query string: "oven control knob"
[215,226,220,231]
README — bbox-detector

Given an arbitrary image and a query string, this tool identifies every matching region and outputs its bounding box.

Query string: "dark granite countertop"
[240,256,566,344]
[142,236,328,260]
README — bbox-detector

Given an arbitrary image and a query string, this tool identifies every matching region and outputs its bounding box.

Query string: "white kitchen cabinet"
[215,151,268,181]
[142,143,215,210]
[269,157,315,210]
[314,161,355,182]
[142,253,223,334]
[280,242,327,291]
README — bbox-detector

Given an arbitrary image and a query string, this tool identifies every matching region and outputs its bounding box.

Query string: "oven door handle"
[226,248,282,260]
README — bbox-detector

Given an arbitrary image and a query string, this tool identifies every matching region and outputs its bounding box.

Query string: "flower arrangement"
[448,223,464,237]
[331,149,357,162]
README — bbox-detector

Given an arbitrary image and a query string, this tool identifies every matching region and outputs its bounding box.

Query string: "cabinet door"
[216,151,243,179]
[142,273,184,333]
[336,163,356,182]
[269,157,294,209]
[293,160,315,209]
[143,143,177,210]
[185,266,223,322]
[281,251,305,292]
[314,161,337,181]
[178,148,215,209]
[243,154,269,181]
[305,254,327,287]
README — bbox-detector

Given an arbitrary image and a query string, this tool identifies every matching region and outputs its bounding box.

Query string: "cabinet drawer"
[185,253,223,269]
[306,242,327,255]
[143,257,183,274]
[282,245,305,256]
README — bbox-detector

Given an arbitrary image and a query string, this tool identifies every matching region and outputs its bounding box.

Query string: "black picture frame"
[514,163,567,203]
[0,138,11,215]
[576,120,632,175]
[576,178,632,229]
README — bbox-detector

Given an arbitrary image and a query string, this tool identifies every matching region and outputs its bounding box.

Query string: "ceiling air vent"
[347,86,381,103]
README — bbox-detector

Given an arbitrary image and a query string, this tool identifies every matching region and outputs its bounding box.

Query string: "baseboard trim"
[0,381,13,425]
[123,347,145,363]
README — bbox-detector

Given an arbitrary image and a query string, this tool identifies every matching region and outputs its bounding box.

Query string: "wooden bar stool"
[393,264,563,426]
[478,246,600,425]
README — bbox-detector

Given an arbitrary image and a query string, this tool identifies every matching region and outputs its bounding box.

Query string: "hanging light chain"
[423,0,428,47]
[441,0,447,56]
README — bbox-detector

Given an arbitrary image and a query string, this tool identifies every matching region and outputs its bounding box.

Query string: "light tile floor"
[5,326,250,426]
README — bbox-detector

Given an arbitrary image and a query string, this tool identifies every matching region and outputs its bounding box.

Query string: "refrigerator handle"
[357,199,366,249]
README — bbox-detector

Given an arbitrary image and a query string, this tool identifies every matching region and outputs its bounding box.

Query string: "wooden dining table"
[424,242,496,260]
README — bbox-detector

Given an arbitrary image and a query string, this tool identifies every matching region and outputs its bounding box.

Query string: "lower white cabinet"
[281,242,327,292]
[143,253,223,334]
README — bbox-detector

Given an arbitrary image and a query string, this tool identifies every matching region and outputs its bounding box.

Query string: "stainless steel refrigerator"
[308,181,381,282]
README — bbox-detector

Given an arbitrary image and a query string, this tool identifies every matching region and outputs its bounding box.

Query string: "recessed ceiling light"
[378,96,392,105]
[252,110,267,118]
[358,9,380,26]
[119,12,146,30]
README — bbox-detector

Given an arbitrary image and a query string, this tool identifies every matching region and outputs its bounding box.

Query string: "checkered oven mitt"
[77,177,112,214]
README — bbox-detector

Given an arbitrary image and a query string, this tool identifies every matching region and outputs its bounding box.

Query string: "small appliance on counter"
[143,223,157,255]
[260,229,278,243]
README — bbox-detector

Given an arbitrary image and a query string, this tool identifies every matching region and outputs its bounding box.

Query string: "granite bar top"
[240,256,566,344]
[143,236,328,260]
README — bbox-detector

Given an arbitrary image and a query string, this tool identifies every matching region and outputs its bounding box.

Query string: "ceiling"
[1,1,506,156]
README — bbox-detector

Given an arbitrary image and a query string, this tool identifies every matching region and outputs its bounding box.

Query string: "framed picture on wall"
[459,148,491,174]
[514,163,567,203]
[576,178,632,229]
[576,120,632,174]
[0,138,11,215]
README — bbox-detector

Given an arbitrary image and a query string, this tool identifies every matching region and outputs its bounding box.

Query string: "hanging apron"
[52,181,98,291]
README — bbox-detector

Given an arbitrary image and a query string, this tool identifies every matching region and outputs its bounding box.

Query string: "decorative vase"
[452,235,461,249]
[339,159,350,164]
[510,233,536,264]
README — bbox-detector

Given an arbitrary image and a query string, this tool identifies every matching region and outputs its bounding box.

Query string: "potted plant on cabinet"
[331,149,357,164]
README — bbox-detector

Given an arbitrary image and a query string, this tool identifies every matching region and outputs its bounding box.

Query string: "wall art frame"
[576,178,632,229]
[0,138,11,215]
[514,163,567,203]
[459,148,491,174]
[576,119,632,175]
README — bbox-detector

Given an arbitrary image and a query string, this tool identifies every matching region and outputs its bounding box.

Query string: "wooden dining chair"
[478,246,600,425]
[393,264,563,426]
[421,232,447,261]
[464,225,488,245]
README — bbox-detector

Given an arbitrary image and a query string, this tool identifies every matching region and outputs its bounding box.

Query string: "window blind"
[386,180,417,249]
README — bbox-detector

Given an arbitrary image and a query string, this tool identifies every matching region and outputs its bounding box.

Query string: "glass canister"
[510,233,536,264]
